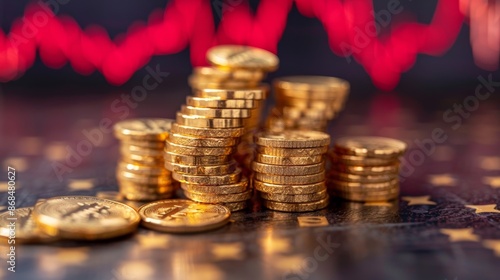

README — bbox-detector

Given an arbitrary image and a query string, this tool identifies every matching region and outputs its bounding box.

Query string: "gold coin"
[114,118,174,141]
[194,87,268,100]
[331,188,399,202]
[164,151,232,166]
[121,153,164,166]
[117,170,173,185]
[333,163,399,175]
[165,141,236,156]
[279,105,332,120]
[260,189,327,203]
[171,123,245,138]
[253,180,325,195]
[274,76,350,99]
[172,168,242,185]
[193,66,265,82]
[252,161,324,175]
[256,146,328,157]
[117,161,169,176]
[254,171,325,185]
[330,153,398,166]
[165,160,238,175]
[176,112,243,129]
[168,133,239,147]
[120,144,163,157]
[262,196,330,212]
[334,136,407,158]
[189,75,260,89]
[329,171,398,184]
[186,96,259,109]
[33,196,140,240]
[255,130,330,148]
[220,201,248,212]
[181,176,249,194]
[0,207,58,243]
[138,199,231,233]
[255,153,324,165]
[207,45,279,71]
[121,139,165,149]
[181,105,251,118]
[328,178,399,192]
[184,189,252,203]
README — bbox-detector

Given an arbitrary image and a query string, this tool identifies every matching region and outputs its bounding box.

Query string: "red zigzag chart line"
[0,0,464,90]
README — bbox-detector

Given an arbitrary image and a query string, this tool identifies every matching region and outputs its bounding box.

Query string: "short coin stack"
[328,136,407,202]
[266,76,350,132]
[252,130,331,212]
[114,119,176,201]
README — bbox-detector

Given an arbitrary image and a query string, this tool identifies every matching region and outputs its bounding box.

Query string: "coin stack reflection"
[328,136,407,202]
[266,76,350,132]
[114,119,176,201]
[252,131,330,212]
[165,45,280,211]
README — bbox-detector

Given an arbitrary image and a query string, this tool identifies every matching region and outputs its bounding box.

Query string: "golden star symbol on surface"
[137,232,170,249]
[483,239,500,257]
[440,228,480,242]
[402,196,436,206]
[482,176,500,188]
[428,174,457,187]
[479,156,500,171]
[364,201,394,207]
[466,204,500,214]
[68,179,96,190]
[211,242,244,260]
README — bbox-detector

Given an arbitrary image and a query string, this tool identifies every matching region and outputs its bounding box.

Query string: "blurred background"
[0,0,498,92]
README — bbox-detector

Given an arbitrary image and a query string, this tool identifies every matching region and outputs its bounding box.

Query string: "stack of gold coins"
[114,119,176,201]
[266,76,350,132]
[252,130,331,212]
[328,136,407,202]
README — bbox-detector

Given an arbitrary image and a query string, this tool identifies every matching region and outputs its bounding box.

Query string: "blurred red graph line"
[0,0,464,90]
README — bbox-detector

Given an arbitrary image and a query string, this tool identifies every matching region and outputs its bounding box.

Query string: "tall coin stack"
[328,136,407,202]
[252,131,331,212]
[165,45,279,211]
[114,119,176,201]
[266,76,350,132]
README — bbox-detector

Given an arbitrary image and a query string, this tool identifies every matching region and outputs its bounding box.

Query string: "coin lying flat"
[165,151,232,166]
[193,66,265,82]
[256,146,328,157]
[172,168,242,185]
[165,160,238,175]
[138,199,231,233]
[184,189,253,203]
[189,76,260,89]
[181,176,249,194]
[207,45,279,72]
[254,171,325,185]
[274,76,350,99]
[262,196,330,212]
[194,87,268,100]
[186,96,259,109]
[168,133,240,147]
[334,136,407,158]
[254,154,324,165]
[330,153,398,166]
[255,130,331,148]
[0,207,58,243]
[171,123,245,138]
[33,196,141,240]
[252,161,325,176]
[260,189,327,203]
[176,112,243,129]
[253,180,326,195]
[165,141,236,156]
[114,119,175,141]
[181,105,251,119]
[333,163,399,175]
